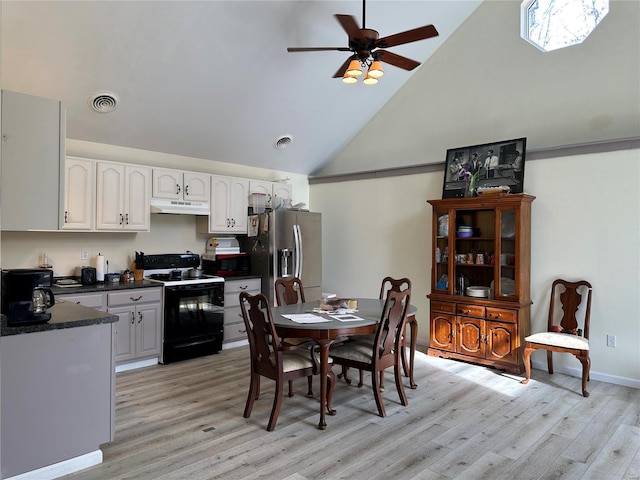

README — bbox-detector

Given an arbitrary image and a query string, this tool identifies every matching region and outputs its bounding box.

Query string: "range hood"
[150,198,209,215]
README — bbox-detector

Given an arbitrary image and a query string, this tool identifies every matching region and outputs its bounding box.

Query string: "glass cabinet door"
[497,208,517,299]
[453,208,495,297]
[434,211,450,292]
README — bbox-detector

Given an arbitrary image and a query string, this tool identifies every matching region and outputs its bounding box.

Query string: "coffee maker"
[1,269,55,325]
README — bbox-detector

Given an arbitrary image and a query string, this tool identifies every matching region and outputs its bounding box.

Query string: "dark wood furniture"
[239,292,335,431]
[329,288,412,418]
[344,277,415,390]
[271,298,417,429]
[273,276,313,396]
[427,194,535,374]
[522,279,593,397]
[274,277,306,306]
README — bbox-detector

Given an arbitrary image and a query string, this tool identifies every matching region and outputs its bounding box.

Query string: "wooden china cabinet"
[427,194,535,374]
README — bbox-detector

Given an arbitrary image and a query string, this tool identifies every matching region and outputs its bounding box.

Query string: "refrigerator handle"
[294,224,302,279]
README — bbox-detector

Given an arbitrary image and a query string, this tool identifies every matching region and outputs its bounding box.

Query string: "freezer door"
[294,211,322,291]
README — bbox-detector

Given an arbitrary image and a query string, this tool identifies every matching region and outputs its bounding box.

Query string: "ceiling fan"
[287,0,439,82]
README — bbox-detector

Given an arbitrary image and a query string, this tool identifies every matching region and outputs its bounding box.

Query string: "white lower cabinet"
[223,278,261,345]
[58,292,106,311]
[107,288,162,364]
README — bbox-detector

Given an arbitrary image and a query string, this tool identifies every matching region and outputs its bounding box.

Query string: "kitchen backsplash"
[1,214,212,276]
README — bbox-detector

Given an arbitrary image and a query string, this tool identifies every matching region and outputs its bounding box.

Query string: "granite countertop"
[1,300,118,336]
[52,279,161,295]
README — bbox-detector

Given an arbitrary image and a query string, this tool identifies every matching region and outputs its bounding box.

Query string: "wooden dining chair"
[239,291,335,431]
[521,279,593,397]
[273,276,315,396]
[274,277,305,306]
[329,287,411,417]
[342,276,412,390]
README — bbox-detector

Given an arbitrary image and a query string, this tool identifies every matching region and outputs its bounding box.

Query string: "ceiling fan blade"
[376,50,420,71]
[335,14,361,38]
[287,47,351,52]
[375,24,439,49]
[333,57,353,78]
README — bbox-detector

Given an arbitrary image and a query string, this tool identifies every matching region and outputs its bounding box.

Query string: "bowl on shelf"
[457,231,473,238]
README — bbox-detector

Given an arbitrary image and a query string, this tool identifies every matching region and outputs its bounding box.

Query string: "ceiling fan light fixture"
[368,60,384,78]
[342,73,358,84]
[346,59,363,76]
[363,74,378,85]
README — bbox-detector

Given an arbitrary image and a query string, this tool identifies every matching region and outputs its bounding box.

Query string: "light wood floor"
[63,346,640,480]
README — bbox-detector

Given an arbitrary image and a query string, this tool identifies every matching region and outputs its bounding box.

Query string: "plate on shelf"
[466,286,490,298]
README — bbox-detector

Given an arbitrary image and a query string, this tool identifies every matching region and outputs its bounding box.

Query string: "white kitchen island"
[0,301,118,480]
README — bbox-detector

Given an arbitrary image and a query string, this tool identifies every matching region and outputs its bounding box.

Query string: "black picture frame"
[441,137,527,198]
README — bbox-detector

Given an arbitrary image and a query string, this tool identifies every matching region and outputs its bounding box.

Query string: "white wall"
[0,140,311,276]
[311,148,640,387]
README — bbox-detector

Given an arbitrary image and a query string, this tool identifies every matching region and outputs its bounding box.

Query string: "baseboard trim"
[222,339,248,350]
[530,360,640,389]
[115,357,158,373]
[4,450,102,480]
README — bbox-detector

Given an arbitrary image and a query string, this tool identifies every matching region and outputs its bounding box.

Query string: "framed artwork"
[442,137,527,198]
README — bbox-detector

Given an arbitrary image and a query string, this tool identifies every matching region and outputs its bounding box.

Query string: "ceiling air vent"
[274,134,293,150]
[88,91,119,113]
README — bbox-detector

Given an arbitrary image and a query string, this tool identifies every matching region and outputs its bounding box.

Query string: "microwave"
[202,253,250,277]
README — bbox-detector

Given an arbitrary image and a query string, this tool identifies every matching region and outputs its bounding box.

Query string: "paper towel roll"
[96,254,105,282]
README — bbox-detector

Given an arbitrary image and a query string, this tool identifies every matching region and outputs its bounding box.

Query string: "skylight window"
[521,0,609,52]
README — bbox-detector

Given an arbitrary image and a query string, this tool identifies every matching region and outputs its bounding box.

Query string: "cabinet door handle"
[64,211,69,223]
[125,213,129,225]
[176,184,181,195]
[231,218,236,227]
[138,311,143,323]
[131,311,135,324]
[239,285,248,290]
[120,213,124,225]
[130,295,142,302]
[185,185,190,196]
[227,218,231,227]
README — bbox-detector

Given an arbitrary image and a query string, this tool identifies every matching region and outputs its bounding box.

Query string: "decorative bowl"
[457,231,473,238]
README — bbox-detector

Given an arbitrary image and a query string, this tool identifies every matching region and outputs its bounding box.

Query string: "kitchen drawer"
[486,307,517,323]
[431,301,455,314]
[224,278,261,307]
[224,321,247,343]
[107,288,162,307]
[59,293,105,310]
[455,303,485,318]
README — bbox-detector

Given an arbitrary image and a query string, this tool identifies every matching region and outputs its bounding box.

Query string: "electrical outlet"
[81,249,89,261]
[606,334,616,348]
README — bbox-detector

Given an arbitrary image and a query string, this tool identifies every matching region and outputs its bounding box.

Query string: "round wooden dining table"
[271,298,418,429]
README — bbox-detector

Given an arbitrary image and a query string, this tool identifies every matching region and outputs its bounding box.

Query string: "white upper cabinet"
[249,180,292,209]
[152,168,210,202]
[62,156,95,230]
[206,175,249,234]
[1,90,65,231]
[96,162,151,231]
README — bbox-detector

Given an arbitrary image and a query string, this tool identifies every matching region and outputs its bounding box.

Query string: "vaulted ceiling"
[2,1,638,177]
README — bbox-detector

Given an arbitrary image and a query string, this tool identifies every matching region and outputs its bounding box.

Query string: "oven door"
[162,282,224,364]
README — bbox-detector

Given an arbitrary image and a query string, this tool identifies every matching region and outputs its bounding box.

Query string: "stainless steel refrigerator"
[245,210,322,305]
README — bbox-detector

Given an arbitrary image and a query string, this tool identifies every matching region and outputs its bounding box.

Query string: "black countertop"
[1,300,118,336]
[51,279,161,295]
